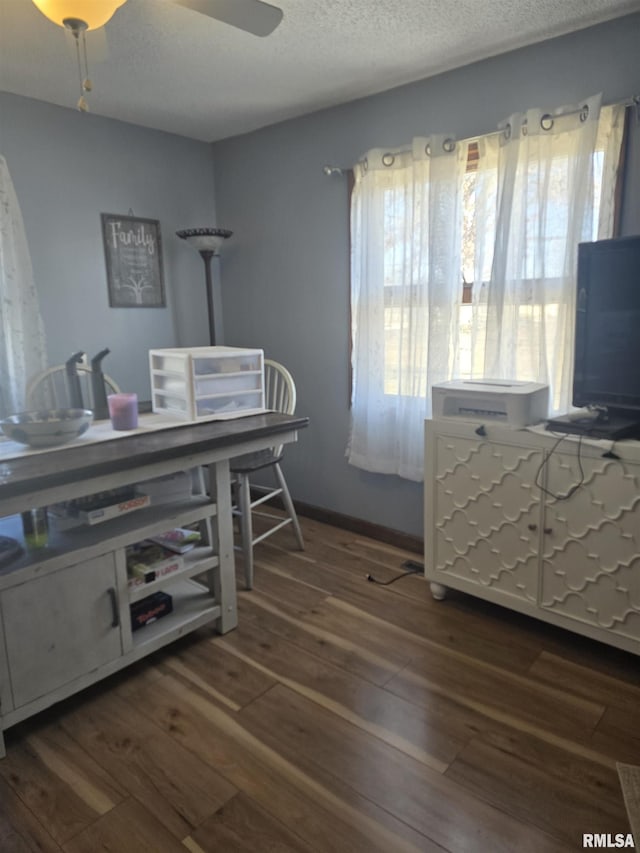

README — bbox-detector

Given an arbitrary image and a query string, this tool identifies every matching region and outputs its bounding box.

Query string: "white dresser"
[424,419,640,654]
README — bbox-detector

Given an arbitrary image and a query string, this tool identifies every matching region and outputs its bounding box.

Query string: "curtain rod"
[323,93,639,175]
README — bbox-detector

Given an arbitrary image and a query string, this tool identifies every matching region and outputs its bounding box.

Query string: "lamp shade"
[176,228,233,254]
[32,0,127,30]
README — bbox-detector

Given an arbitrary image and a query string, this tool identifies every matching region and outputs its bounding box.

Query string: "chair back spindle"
[26,365,120,413]
[264,359,296,457]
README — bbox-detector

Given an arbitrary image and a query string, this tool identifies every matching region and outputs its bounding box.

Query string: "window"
[379,107,623,392]
[349,99,626,480]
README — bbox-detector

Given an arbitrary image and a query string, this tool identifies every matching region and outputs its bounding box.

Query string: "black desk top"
[0,412,309,501]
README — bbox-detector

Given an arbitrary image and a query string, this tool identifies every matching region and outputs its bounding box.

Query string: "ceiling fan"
[32,0,284,109]
[32,0,284,38]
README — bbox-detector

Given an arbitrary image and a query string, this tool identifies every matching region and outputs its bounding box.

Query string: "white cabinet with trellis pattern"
[425,419,640,654]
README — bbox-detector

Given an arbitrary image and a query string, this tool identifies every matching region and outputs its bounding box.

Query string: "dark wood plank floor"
[0,514,638,852]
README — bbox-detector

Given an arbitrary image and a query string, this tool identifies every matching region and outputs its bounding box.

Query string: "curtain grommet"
[443,138,456,153]
[382,153,395,167]
[540,113,554,131]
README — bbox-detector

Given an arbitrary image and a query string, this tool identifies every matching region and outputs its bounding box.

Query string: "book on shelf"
[126,542,183,588]
[50,487,151,526]
[148,527,202,554]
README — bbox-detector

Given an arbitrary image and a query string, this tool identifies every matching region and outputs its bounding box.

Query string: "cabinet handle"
[544,527,553,535]
[527,523,538,532]
[107,587,120,628]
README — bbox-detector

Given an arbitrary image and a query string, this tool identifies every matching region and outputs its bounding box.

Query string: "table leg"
[210,459,238,633]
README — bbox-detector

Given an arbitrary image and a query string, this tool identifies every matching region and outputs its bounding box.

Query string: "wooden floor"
[0,514,638,852]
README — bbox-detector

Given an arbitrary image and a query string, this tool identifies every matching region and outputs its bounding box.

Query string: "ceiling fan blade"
[172,0,283,37]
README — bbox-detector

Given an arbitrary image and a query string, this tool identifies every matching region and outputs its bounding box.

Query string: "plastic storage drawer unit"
[149,346,265,421]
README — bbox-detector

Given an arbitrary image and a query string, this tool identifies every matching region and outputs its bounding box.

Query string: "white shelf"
[128,546,219,603]
[129,578,220,657]
[0,497,216,587]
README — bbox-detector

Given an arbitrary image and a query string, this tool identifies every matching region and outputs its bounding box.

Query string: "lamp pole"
[199,249,216,346]
[176,228,233,348]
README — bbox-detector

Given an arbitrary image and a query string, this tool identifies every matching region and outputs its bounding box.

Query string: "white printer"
[431,379,549,427]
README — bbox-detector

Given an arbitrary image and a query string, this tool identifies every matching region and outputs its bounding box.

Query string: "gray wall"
[0,92,217,398]
[212,13,640,539]
[1,15,638,540]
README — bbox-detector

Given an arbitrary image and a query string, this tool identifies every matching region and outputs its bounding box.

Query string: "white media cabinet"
[424,419,640,655]
[0,411,307,757]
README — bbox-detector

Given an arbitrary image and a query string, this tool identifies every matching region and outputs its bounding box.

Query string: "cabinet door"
[1,554,122,708]
[429,433,543,603]
[541,451,640,641]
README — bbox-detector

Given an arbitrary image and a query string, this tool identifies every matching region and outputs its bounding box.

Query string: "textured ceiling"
[1,0,639,142]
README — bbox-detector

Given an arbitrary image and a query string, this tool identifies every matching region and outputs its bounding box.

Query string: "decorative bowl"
[0,409,94,448]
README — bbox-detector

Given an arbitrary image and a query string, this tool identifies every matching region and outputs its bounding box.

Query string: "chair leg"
[238,472,255,589]
[273,462,304,551]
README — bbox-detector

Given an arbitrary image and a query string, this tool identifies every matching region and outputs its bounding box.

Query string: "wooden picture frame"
[101,213,165,308]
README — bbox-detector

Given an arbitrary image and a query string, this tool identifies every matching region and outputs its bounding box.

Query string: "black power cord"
[538,430,622,501]
[535,432,586,500]
[366,559,424,586]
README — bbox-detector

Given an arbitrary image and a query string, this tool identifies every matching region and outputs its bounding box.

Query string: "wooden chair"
[26,364,120,413]
[231,359,304,589]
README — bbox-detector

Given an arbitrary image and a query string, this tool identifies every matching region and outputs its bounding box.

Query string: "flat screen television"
[570,233,640,437]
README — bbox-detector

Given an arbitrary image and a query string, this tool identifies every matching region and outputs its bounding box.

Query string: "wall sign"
[101,213,165,308]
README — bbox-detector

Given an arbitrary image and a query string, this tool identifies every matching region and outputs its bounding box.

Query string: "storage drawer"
[149,346,265,421]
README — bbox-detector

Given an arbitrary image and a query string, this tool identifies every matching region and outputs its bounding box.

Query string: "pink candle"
[107,393,139,430]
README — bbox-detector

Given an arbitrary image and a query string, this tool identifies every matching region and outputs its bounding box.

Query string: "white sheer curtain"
[0,155,47,418]
[348,137,468,481]
[468,95,625,414]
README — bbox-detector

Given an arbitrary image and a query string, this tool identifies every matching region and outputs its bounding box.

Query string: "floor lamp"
[176,227,233,345]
